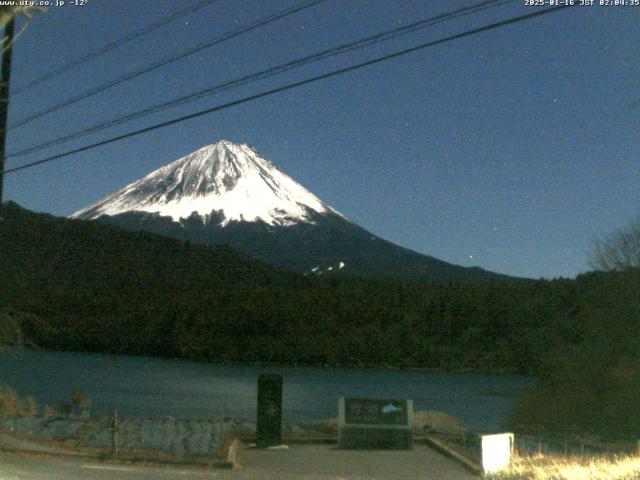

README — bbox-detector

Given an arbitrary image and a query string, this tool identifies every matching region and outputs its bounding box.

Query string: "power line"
[6,0,513,160]
[7,0,328,130]
[4,5,574,176]
[12,0,219,95]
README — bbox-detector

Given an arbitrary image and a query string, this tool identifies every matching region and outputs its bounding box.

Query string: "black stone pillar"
[257,373,282,448]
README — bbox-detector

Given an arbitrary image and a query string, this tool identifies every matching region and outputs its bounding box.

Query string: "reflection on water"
[0,348,532,431]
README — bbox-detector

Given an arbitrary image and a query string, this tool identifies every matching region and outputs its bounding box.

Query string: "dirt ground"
[0,442,478,479]
[235,443,477,479]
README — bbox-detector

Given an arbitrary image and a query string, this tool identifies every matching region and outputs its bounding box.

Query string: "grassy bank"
[487,453,640,480]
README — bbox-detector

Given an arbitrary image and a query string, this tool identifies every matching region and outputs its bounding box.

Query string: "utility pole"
[0,15,15,205]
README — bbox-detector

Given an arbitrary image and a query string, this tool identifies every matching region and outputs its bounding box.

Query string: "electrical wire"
[6,0,513,160]
[4,5,574,176]
[7,0,328,130]
[12,0,220,95]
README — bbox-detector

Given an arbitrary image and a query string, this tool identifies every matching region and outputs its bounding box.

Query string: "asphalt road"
[0,444,477,480]
[0,452,219,480]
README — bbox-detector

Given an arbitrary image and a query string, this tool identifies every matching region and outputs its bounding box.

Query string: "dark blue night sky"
[4,0,639,279]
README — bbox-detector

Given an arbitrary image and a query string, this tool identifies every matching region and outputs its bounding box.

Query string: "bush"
[0,386,38,417]
[509,269,640,438]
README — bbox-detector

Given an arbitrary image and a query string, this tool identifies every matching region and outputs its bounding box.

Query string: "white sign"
[481,433,514,474]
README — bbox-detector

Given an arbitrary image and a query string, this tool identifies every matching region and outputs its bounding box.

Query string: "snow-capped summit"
[71,140,515,282]
[72,140,344,226]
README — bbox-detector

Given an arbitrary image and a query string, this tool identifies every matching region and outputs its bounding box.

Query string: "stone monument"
[256,373,283,448]
[338,397,414,449]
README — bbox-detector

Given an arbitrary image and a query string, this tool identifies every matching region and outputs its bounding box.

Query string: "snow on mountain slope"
[72,140,345,226]
[69,140,518,282]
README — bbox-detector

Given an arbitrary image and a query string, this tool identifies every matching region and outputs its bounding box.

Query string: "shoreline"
[1,344,534,377]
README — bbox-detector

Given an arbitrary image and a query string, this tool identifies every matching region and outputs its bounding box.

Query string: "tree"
[509,269,640,437]
[590,213,640,270]
[0,6,43,29]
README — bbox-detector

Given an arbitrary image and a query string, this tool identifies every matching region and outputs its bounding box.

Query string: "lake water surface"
[0,348,532,432]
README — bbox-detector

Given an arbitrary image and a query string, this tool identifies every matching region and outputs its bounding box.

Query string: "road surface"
[0,444,477,479]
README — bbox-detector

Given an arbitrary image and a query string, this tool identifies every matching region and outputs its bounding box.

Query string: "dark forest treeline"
[1,202,635,375]
[2,202,639,435]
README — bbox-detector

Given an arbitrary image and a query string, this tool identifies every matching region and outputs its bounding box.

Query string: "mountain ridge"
[72,140,344,227]
[72,140,521,282]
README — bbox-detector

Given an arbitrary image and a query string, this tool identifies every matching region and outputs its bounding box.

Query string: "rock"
[40,418,86,439]
[1,415,44,435]
[77,417,112,448]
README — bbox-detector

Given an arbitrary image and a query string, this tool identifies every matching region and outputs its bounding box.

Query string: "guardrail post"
[112,410,119,457]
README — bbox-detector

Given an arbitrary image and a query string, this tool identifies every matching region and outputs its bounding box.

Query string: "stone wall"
[0,415,254,456]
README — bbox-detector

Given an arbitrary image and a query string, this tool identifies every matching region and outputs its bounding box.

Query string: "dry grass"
[488,453,640,480]
[0,386,38,417]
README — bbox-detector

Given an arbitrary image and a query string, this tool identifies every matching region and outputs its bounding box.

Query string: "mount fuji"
[72,140,513,282]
